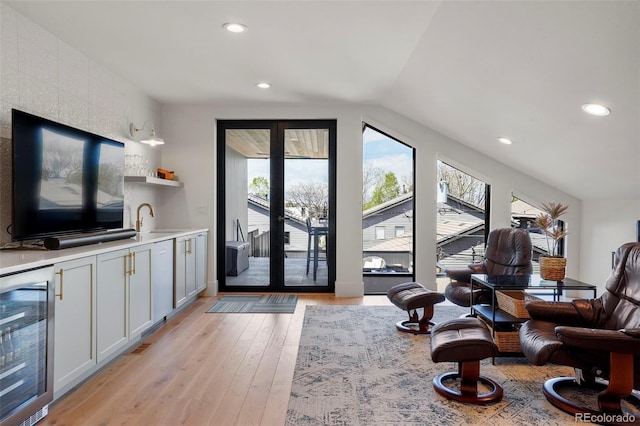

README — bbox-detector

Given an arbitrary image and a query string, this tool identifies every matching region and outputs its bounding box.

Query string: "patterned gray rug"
[286,305,579,425]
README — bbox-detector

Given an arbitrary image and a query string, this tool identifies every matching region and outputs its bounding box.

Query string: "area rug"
[207,294,298,313]
[286,305,579,425]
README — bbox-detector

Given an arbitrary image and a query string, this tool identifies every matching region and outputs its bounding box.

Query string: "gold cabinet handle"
[55,269,64,300]
[125,253,133,275]
[131,252,136,275]
[187,239,192,255]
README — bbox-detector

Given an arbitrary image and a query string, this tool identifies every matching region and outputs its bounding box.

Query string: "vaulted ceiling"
[6,1,639,201]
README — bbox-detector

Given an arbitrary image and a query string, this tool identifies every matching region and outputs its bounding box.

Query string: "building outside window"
[436,160,488,275]
[511,196,566,273]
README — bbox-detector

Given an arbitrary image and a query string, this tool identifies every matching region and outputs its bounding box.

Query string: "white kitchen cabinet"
[96,248,129,362]
[128,243,153,339]
[152,240,174,323]
[52,256,96,395]
[175,232,208,308]
[195,232,208,292]
[96,244,154,362]
[2,230,208,402]
[174,235,195,308]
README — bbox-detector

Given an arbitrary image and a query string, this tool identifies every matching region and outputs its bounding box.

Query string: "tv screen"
[12,109,125,241]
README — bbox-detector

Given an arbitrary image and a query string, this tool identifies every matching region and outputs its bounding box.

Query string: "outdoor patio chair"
[306,218,328,281]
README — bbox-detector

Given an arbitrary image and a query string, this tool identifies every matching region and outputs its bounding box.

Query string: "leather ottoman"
[430,317,503,404]
[386,282,445,334]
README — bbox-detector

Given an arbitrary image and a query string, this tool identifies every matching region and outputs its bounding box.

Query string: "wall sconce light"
[129,121,165,146]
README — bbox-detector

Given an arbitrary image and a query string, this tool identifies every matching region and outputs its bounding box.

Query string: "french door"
[217,120,336,292]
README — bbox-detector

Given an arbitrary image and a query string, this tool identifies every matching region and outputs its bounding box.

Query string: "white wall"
[225,145,248,242]
[581,200,640,287]
[161,103,589,297]
[0,4,164,242]
[159,104,366,296]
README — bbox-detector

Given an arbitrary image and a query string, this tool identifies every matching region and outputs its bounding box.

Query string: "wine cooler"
[0,266,54,426]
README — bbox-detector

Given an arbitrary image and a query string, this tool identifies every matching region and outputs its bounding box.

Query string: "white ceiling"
[6,1,639,201]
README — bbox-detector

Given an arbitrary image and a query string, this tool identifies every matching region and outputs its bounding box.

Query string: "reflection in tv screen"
[97,142,125,210]
[38,128,125,212]
[39,128,84,209]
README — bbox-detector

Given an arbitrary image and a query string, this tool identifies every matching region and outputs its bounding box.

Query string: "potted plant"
[534,201,569,280]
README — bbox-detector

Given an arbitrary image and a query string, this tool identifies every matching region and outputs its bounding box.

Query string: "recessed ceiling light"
[222,23,247,33]
[256,82,271,89]
[581,103,610,116]
[498,137,513,145]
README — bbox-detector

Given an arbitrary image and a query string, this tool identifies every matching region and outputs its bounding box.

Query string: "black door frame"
[216,119,336,293]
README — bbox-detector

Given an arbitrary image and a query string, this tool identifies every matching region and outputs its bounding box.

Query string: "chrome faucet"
[136,203,155,232]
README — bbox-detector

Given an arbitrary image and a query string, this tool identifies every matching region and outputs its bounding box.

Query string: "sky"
[248,158,329,193]
[362,126,413,183]
[247,126,413,194]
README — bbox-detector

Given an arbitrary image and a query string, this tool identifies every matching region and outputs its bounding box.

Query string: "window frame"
[362,123,416,294]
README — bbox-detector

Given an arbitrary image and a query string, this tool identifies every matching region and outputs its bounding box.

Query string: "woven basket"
[496,290,542,319]
[540,256,567,281]
[488,324,522,353]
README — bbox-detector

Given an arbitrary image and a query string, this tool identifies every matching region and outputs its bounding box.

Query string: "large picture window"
[362,124,414,294]
[436,160,489,275]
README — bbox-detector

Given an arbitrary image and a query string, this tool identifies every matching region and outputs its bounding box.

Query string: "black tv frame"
[11,109,125,242]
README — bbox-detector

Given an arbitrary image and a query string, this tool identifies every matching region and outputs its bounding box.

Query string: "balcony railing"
[248,229,270,257]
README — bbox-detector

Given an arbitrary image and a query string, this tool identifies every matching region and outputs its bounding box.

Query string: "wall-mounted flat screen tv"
[12,109,125,241]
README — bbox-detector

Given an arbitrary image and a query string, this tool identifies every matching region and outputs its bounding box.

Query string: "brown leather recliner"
[444,228,533,307]
[519,242,640,417]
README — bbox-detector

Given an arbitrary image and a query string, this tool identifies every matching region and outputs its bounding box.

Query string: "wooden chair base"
[432,360,503,404]
[395,319,435,335]
[387,282,445,335]
[395,306,435,334]
[543,352,640,423]
[543,377,640,423]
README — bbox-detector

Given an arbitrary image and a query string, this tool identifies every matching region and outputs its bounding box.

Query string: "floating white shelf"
[124,176,183,187]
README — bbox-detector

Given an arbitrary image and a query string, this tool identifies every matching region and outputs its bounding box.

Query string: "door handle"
[277,216,285,222]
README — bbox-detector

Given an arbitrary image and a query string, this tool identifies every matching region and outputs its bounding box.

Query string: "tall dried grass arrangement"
[534,201,569,257]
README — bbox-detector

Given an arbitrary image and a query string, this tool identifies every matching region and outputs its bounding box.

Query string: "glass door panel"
[283,128,329,286]
[224,128,272,287]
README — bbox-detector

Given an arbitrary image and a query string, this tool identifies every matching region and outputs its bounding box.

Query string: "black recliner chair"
[444,227,533,307]
[519,242,640,418]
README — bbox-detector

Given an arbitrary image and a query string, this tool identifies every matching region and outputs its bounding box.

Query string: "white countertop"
[0,228,209,275]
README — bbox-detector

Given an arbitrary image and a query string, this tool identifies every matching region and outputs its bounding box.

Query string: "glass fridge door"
[0,266,54,426]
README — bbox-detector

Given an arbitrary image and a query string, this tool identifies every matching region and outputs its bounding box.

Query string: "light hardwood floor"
[41,294,394,426]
